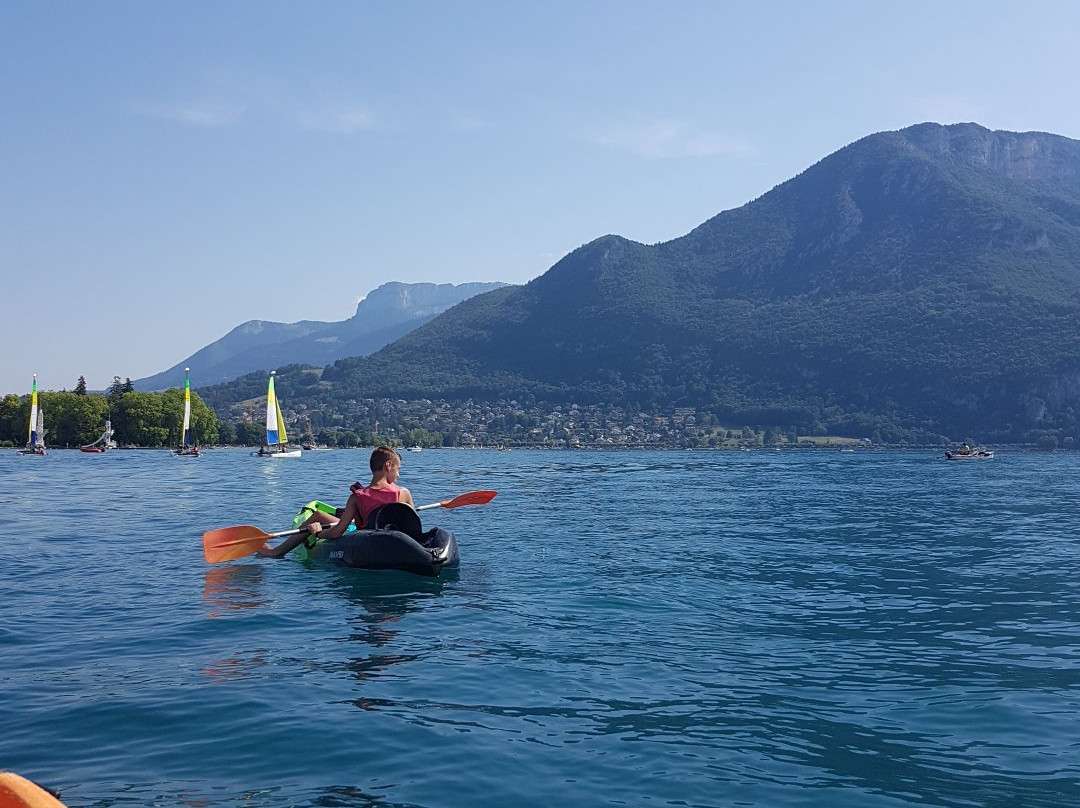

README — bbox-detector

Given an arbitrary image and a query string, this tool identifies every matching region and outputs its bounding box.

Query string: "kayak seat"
[366,502,424,541]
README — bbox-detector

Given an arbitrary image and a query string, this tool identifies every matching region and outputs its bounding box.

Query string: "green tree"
[74,376,87,395]
[0,394,23,445]
[1036,434,1058,451]
[236,420,264,446]
[216,420,237,445]
[106,377,125,402]
[45,391,109,447]
[112,392,168,446]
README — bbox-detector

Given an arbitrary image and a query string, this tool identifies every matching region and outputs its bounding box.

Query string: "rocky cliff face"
[903,122,1080,186]
[134,280,507,390]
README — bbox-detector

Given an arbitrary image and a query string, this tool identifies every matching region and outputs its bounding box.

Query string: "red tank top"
[352,484,401,527]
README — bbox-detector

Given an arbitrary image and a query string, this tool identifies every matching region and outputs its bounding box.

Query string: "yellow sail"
[275,395,288,444]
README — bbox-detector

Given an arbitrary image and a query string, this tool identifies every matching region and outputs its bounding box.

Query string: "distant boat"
[256,371,301,457]
[17,375,46,456]
[945,445,994,460]
[174,368,200,457]
[408,446,422,452]
[81,419,117,453]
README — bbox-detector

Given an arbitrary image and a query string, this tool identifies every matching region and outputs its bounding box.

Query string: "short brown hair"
[369,445,400,473]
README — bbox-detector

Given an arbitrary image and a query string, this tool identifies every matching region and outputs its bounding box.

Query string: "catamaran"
[174,367,200,456]
[256,371,301,457]
[17,375,46,456]
[81,420,117,453]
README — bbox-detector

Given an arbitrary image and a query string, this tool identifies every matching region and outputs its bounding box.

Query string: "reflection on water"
[321,569,453,699]
[201,650,270,686]
[200,565,273,683]
[201,564,270,617]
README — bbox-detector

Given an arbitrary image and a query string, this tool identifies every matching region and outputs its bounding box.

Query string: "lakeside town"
[275,396,907,450]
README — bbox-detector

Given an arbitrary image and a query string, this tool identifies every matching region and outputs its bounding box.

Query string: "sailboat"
[174,367,200,457]
[81,420,117,453]
[256,371,301,457]
[17,375,46,456]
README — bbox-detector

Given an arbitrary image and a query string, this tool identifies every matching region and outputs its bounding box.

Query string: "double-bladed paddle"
[201,489,498,564]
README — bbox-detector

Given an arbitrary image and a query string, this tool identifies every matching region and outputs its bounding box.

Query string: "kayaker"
[258,445,415,558]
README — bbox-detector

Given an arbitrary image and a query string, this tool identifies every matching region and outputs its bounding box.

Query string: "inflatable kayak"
[289,500,459,577]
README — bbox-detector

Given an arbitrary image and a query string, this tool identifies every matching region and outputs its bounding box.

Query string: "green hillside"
[204,123,1080,445]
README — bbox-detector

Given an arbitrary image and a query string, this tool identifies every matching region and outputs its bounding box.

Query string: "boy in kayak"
[258,445,415,558]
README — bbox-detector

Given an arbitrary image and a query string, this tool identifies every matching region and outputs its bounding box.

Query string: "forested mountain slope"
[207,124,1080,442]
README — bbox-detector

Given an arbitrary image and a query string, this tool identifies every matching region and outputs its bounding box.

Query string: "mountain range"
[134,281,506,391]
[203,123,1080,444]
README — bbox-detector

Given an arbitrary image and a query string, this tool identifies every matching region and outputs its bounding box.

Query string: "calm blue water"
[1,448,1078,807]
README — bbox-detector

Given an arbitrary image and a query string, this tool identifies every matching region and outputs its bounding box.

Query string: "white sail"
[265,372,280,446]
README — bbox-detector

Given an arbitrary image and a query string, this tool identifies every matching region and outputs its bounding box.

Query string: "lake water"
[1,448,1077,807]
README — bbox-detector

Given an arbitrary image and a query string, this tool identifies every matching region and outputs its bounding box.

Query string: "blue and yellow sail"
[27,375,39,448]
[265,371,288,447]
[181,367,192,448]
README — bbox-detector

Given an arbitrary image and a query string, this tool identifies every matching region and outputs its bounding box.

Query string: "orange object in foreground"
[0,773,68,808]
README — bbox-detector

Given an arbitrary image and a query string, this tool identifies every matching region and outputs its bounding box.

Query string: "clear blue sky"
[3,1,1079,395]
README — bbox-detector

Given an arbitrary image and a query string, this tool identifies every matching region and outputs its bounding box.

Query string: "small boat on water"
[288,500,458,577]
[255,371,301,457]
[174,368,200,457]
[945,445,994,460]
[81,420,117,453]
[17,375,46,456]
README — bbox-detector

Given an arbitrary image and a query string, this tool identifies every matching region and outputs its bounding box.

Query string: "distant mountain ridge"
[206,124,1080,443]
[135,281,506,391]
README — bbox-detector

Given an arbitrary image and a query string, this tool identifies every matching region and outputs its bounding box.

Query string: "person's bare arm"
[316,495,359,539]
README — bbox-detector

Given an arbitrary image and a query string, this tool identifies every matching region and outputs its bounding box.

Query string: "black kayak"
[291,500,459,577]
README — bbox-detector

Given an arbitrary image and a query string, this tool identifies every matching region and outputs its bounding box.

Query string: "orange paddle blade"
[440,490,497,509]
[202,525,271,564]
